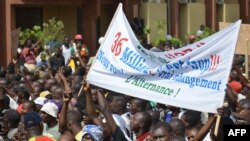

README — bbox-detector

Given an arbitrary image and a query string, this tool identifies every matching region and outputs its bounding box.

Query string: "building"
[0,0,140,66]
[141,0,249,43]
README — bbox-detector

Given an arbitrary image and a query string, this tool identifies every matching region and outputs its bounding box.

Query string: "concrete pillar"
[205,0,217,30]
[0,0,7,66]
[122,0,140,22]
[82,0,101,56]
[167,0,180,38]
[239,0,250,23]
[0,0,12,66]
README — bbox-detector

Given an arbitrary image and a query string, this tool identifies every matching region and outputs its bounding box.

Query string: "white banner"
[87,3,241,113]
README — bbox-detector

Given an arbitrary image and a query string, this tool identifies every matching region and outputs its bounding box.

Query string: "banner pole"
[214,102,228,136]
[245,39,249,79]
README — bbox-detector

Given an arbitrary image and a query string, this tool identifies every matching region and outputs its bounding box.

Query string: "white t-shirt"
[62,45,71,65]
[7,95,18,110]
[197,30,204,37]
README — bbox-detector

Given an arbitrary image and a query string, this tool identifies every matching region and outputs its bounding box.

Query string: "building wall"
[217,4,224,22]
[180,4,188,41]
[188,3,206,35]
[100,4,116,36]
[140,3,167,45]
[223,4,240,22]
[225,0,238,4]
[43,6,77,38]
[180,3,205,41]
[217,3,239,23]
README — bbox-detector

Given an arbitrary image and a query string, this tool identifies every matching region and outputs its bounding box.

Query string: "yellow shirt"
[68,59,76,72]
[75,131,83,141]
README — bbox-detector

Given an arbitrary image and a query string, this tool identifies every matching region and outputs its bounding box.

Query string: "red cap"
[74,34,83,40]
[229,81,242,93]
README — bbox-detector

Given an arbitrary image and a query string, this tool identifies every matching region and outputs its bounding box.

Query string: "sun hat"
[40,102,59,118]
[34,97,47,106]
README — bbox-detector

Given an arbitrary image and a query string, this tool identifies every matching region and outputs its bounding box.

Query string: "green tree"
[19,17,65,50]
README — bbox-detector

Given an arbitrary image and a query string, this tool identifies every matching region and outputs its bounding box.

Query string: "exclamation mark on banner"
[174,88,181,97]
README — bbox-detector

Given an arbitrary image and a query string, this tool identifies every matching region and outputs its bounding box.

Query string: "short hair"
[147,110,160,125]
[4,109,21,126]
[138,111,152,131]
[169,119,185,136]
[239,98,250,110]
[67,110,82,124]
[76,66,86,76]
[63,66,72,77]
[171,135,186,141]
[18,88,30,100]
[23,101,37,111]
[151,121,172,134]
[183,110,201,128]
[131,98,147,111]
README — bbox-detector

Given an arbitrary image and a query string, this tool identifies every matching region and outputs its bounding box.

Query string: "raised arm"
[226,84,238,112]
[76,52,86,68]
[193,107,225,141]
[17,70,33,94]
[58,67,71,91]
[96,89,117,133]
[193,114,216,141]
[58,67,73,133]
[59,90,72,133]
[84,84,104,126]
[234,66,249,86]
[2,87,16,98]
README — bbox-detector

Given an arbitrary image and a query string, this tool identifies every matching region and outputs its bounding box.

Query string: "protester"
[169,119,185,137]
[40,102,61,140]
[3,109,21,139]
[150,121,172,141]
[23,111,56,141]
[130,111,152,141]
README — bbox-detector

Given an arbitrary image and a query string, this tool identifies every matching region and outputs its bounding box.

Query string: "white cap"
[98,37,104,45]
[34,97,47,106]
[40,102,58,118]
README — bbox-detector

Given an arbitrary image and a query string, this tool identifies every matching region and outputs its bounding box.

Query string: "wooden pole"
[214,102,228,136]
[77,85,84,97]
[245,39,249,79]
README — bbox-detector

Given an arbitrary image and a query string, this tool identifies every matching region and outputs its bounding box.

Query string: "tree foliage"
[19,17,65,50]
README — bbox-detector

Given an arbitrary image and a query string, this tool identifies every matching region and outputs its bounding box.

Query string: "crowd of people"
[0,31,249,141]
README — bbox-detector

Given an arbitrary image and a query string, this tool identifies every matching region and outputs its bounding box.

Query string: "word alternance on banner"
[87,3,241,113]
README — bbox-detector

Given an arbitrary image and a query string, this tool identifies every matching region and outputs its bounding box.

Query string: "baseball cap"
[229,81,242,93]
[40,102,59,118]
[82,124,103,141]
[75,34,83,40]
[23,112,42,128]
